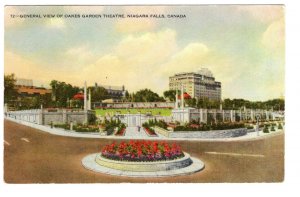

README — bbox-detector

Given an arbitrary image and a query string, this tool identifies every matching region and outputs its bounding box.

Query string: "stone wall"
[169,128,247,138]
[104,102,174,109]
[154,126,171,137]
[154,126,247,139]
[6,109,95,125]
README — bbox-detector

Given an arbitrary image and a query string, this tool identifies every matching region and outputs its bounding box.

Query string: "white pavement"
[5,117,284,142]
[124,126,149,138]
[81,153,205,177]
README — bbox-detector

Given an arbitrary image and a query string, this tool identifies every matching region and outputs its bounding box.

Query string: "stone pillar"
[181,85,184,109]
[38,109,43,125]
[222,110,225,122]
[239,110,242,121]
[214,110,217,123]
[204,109,208,123]
[88,89,91,110]
[175,88,178,109]
[200,109,203,123]
[84,81,87,111]
[230,110,235,122]
[251,110,254,121]
[62,109,67,123]
[70,121,73,131]
[266,110,269,121]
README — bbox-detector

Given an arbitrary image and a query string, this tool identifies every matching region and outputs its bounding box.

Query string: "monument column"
[175,88,178,109]
[84,81,88,124]
[181,85,184,109]
[88,88,91,110]
[200,109,203,123]
[84,81,87,111]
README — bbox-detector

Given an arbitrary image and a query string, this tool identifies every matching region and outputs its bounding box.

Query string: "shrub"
[142,122,157,136]
[115,124,126,136]
[73,125,99,132]
[53,123,70,130]
[247,125,254,129]
[174,122,245,132]
[271,126,275,131]
[263,126,269,133]
[278,123,283,130]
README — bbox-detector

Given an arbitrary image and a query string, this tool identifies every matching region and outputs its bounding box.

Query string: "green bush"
[174,122,245,132]
[53,123,70,130]
[73,125,99,132]
[263,126,269,133]
[270,126,275,131]
[247,125,254,129]
[278,123,283,130]
[103,119,125,135]
[144,119,168,129]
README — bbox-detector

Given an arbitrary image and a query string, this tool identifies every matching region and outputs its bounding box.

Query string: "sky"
[4,5,285,101]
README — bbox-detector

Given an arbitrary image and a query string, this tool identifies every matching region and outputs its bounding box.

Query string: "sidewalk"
[4,117,284,142]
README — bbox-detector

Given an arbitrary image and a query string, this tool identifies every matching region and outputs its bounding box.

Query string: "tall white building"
[169,68,222,101]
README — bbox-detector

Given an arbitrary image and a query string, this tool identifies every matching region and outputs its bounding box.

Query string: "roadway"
[4,119,284,183]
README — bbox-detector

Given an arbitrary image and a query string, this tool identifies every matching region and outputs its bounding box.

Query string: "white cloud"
[237,5,284,23]
[80,29,178,92]
[65,45,94,62]
[262,17,285,54]
[115,18,156,33]
[160,42,210,76]
[45,18,65,29]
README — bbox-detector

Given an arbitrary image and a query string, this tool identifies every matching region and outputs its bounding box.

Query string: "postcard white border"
[1,0,299,197]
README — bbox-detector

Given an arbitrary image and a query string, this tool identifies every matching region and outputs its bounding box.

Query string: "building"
[15,78,52,97]
[95,83,125,100]
[169,68,221,101]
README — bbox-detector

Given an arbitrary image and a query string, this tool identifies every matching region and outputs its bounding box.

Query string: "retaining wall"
[154,126,247,139]
[6,109,95,125]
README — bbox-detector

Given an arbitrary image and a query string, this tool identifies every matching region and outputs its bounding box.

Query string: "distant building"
[16,86,52,97]
[95,83,125,100]
[15,78,51,97]
[169,68,221,101]
[16,78,33,87]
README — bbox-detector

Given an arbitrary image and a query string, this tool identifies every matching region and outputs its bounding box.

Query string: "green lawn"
[95,108,172,116]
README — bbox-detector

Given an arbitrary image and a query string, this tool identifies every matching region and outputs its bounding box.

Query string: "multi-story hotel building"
[169,68,221,101]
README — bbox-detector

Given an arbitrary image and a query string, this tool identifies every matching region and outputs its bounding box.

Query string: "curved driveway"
[4,119,284,183]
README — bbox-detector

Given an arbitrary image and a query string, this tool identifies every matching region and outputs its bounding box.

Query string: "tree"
[4,74,18,103]
[89,86,108,102]
[163,90,177,101]
[185,98,197,107]
[132,89,165,102]
[222,98,285,110]
[50,80,80,107]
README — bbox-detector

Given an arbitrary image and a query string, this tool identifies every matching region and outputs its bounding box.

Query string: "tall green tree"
[133,89,165,102]
[50,80,80,107]
[163,90,177,101]
[4,74,18,103]
[89,86,108,102]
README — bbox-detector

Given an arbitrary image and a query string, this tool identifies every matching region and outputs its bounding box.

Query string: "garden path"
[125,126,149,138]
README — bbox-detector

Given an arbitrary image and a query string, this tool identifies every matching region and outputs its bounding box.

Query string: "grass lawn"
[95,108,172,116]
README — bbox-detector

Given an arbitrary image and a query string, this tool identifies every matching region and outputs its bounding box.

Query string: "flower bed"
[143,127,158,136]
[101,140,184,162]
[115,127,126,136]
[174,122,245,132]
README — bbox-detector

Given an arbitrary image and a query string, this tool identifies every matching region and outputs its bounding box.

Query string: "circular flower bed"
[101,140,184,162]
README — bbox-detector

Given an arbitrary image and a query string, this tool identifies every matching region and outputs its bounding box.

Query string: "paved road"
[4,119,284,183]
